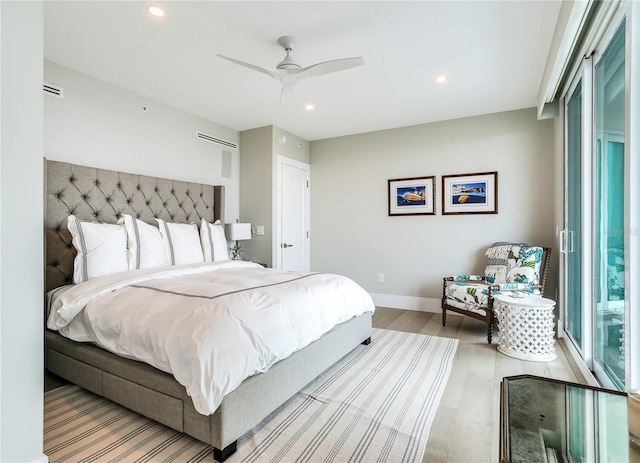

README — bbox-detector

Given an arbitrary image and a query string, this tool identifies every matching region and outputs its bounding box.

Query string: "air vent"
[43,82,63,99]
[196,131,238,150]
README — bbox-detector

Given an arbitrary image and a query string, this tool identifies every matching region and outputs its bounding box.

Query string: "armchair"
[441,243,551,344]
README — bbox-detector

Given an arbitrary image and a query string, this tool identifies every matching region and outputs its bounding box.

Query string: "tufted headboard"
[45,159,225,292]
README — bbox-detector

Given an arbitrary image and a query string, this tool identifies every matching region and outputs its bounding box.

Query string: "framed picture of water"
[442,171,498,215]
[388,176,435,216]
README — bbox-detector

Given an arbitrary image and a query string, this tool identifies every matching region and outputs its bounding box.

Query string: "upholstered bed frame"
[44,159,372,461]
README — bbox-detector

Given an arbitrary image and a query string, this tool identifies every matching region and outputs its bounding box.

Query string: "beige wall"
[1,2,46,461]
[552,109,565,321]
[239,126,274,265]
[239,125,310,266]
[310,108,557,310]
[44,61,241,221]
[272,126,310,164]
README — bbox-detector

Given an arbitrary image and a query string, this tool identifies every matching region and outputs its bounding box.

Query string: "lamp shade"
[225,222,251,241]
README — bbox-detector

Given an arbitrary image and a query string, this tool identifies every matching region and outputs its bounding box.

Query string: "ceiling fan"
[217,36,364,103]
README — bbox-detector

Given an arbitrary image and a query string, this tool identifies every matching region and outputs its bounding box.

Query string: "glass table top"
[501,375,632,463]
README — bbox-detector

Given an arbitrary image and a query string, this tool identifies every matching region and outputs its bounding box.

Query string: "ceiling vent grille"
[43,82,63,99]
[196,131,238,150]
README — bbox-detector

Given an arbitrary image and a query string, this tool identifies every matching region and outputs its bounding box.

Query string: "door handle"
[568,230,574,253]
[559,229,574,254]
[281,243,294,248]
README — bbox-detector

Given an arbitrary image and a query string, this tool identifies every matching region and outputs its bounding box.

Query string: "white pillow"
[155,218,204,266]
[200,218,230,262]
[121,214,166,270]
[67,215,128,283]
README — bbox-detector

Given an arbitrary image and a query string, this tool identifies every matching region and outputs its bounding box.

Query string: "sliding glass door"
[593,19,626,389]
[562,14,628,390]
[565,79,584,351]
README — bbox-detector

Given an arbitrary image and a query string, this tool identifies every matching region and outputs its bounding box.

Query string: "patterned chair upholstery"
[441,243,551,344]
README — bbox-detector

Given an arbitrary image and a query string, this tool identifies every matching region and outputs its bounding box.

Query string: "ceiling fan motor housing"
[276,36,301,69]
[277,51,301,70]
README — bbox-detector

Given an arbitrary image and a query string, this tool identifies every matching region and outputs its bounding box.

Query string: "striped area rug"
[44,329,457,462]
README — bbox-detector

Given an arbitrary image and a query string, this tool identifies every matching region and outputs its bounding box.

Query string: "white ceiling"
[43,1,562,141]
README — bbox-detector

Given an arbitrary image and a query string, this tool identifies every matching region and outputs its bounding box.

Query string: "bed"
[44,159,374,461]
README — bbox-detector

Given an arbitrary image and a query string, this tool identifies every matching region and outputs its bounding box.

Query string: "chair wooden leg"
[442,307,447,326]
[487,302,494,344]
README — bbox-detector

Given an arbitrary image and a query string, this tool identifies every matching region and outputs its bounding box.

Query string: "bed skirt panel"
[207,311,373,448]
[103,372,185,432]
[47,349,103,396]
[45,312,373,452]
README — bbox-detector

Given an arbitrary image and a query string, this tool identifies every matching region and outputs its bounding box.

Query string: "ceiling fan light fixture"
[436,74,448,83]
[304,103,315,111]
[276,50,301,70]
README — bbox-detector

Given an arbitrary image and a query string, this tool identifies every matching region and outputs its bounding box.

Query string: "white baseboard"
[32,454,48,463]
[369,293,441,313]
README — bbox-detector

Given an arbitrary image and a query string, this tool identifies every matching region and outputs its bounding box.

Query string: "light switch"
[256,226,264,236]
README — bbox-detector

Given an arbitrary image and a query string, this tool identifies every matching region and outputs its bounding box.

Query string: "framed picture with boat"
[441,171,498,215]
[388,176,435,216]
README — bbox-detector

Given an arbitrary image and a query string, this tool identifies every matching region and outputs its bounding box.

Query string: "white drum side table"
[494,295,556,362]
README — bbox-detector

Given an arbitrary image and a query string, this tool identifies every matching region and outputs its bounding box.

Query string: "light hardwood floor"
[46,307,582,462]
[372,307,581,463]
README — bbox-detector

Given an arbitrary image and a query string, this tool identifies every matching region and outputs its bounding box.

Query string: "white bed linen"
[47,261,375,415]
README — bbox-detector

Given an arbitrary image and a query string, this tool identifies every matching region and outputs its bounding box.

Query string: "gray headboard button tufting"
[45,159,225,292]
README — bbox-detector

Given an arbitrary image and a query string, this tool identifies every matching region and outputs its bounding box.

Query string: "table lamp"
[225,222,251,260]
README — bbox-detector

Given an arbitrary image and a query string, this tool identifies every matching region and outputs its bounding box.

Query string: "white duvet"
[47,261,375,415]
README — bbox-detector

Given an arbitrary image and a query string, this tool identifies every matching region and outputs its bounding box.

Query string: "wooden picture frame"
[388,176,436,216]
[441,171,498,215]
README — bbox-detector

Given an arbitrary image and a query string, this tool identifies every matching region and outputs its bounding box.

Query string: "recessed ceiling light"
[436,74,448,83]
[304,104,315,111]
[147,5,165,17]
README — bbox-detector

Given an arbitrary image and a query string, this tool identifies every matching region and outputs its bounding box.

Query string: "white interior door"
[275,156,310,271]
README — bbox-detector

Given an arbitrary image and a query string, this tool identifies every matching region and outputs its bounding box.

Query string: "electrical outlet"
[378,273,384,283]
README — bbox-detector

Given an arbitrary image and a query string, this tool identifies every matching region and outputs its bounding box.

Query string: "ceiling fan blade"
[291,57,364,81]
[279,84,295,106]
[216,53,284,81]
